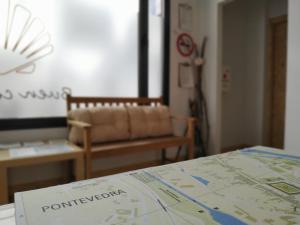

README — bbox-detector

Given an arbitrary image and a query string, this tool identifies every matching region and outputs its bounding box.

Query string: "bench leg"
[74,155,85,181]
[0,166,9,205]
[188,141,194,159]
[85,156,92,179]
[161,149,166,164]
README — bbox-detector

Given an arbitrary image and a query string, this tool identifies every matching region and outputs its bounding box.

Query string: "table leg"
[161,149,166,164]
[0,166,9,205]
[74,155,85,181]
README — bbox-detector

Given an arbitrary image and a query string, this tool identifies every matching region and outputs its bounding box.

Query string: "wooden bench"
[66,95,195,179]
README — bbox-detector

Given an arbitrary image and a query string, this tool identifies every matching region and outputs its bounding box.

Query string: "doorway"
[220,0,288,152]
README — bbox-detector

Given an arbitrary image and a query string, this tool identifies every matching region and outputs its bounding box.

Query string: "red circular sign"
[176,33,195,57]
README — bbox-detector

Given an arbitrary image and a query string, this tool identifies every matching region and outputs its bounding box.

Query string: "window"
[0,0,169,129]
[148,0,164,97]
[0,0,139,119]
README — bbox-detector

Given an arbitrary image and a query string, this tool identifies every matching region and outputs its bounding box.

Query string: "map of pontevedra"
[0,0,53,75]
[15,148,300,225]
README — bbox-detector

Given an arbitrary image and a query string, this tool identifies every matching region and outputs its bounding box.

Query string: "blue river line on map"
[144,171,247,225]
[241,149,300,161]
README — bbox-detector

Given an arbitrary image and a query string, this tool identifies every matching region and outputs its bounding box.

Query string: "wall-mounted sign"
[178,62,194,88]
[176,33,194,57]
[222,66,232,93]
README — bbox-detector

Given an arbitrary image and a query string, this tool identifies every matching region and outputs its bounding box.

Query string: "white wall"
[169,0,198,119]
[169,0,223,155]
[200,0,223,155]
[284,0,300,154]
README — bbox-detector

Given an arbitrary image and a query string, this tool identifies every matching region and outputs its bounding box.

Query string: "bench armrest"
[68,120,91,129]
[171,115,195,159]
[67,119,92,178]
[171,115,196,137]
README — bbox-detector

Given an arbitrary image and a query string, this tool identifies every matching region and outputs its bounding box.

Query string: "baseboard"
[221,144,251,153]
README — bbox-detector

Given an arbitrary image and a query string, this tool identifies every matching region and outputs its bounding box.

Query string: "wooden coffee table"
[0,204,15,224]
[0,143,84,205]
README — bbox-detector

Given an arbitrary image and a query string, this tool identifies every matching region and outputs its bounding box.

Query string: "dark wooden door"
[269,16,287,148]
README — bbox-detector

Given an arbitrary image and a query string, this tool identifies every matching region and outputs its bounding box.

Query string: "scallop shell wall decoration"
[0,0,54,75]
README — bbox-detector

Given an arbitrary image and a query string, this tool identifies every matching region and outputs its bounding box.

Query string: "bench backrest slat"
[66,95,164,112]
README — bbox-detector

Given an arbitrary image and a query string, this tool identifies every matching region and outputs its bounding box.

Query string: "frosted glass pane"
[149,0,163,98]
[0,0,139,118]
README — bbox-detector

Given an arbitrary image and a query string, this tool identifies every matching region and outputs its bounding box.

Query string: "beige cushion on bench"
[90,107,130,143]
[68,107,130,144]
[144,106,173,137]
[127,106,173,139]
[69,106,173,144]
[127,107,148,139]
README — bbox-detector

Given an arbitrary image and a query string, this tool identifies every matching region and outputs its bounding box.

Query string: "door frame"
[263,15,288,146]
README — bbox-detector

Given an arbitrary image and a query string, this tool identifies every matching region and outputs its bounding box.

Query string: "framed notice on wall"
[0,0,139,120]
[178,3,193,31]
[178,62,194,88]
